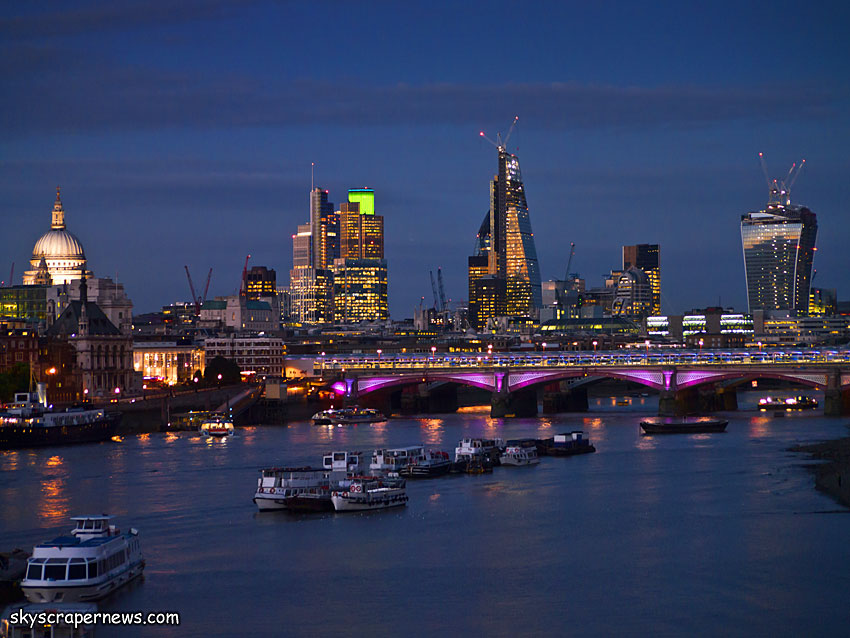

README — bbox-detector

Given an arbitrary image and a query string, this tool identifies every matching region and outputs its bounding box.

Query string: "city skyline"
[2,1,849,316]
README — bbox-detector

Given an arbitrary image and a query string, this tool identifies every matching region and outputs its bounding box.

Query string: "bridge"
[316,349,850,417]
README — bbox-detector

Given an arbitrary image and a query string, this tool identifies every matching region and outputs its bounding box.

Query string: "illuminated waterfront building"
[332,258,388,322]
[204,334,284,377]
[133,343,205,385]
[468,139,541,329]
[741,159,817,314]
[23,188,92,286]
[622,244,660,315]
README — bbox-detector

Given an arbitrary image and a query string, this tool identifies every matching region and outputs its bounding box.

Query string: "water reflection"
[419,418,444,445]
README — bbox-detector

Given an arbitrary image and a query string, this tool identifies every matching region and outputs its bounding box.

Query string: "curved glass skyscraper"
[741,178,817,314]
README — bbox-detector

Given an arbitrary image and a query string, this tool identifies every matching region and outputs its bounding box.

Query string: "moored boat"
[536,431,596,456]
[639,416,728,434]
[0,393,120,451]
[199,415,235,438]
[312,407,385,425]
[21,516,143,603]
[758,396,818,410]
[454,438,505,465]
[331,477,408,512]
[500,441,540,466]
[397,447,452,478]
[1,602,98,638]
[253,467,333,512]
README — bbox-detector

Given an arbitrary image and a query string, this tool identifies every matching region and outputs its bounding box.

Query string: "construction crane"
[185,266,214,316]
[201,268,212,307]
[479,116,519,151]
[758,152,806,206]
[564,242,575,281]
[239,255,251,297]
[429,271,439,310]
[437,267,448,312]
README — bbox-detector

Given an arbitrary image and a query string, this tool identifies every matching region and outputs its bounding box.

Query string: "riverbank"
[790,436,850,508]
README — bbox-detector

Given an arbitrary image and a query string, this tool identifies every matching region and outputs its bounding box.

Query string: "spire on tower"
[52,186,66,230]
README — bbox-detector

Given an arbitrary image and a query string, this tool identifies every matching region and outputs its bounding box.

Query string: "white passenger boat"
[253,467,333,512]
[21,516,143,603]
[199,415,235,438]
[369,448,410,475]
[499,445,540,466]
[312,407,385,425]
[1,603,97,638]
[331,477,408,512]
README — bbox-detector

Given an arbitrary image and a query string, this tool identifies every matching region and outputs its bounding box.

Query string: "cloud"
[0,1,266,40]
[2,60,841,139]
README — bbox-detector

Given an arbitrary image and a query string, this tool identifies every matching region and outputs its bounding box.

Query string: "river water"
[2,391,849,637]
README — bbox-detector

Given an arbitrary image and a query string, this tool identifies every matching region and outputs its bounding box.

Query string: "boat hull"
[398,462,452,478]
[0,413,121,450]
[22,561,144,603]
[639,419,728,434]
[500,456,540,466]
[331,492,408,512]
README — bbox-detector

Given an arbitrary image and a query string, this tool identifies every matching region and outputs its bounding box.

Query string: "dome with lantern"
[23,188,91,286]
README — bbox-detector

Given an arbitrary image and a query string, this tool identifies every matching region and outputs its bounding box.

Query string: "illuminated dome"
[32,228,85,260]
[23,188,91,286]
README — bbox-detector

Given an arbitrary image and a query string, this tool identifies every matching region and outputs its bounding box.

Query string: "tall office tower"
[310,188,338,269]
[741,157,817,314]
[245,266,277,300]
[290,190,335,323]
[332,188,388,321]
[467,212,491,330]
[332,258,388,322]
[622,244,661,315]
[468,135,542,330]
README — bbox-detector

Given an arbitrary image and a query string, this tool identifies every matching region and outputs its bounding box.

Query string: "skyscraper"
[741,157,817,314]
[468,137,541,330]
[332,189,388,322]
[290,189,336,323]
[622,244,660,315]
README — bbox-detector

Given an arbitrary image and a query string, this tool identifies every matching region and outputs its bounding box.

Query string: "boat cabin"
[322,451,364,474]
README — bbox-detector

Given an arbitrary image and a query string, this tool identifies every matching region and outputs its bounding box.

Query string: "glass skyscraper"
[741,181,817,314]
[468,145,542,330]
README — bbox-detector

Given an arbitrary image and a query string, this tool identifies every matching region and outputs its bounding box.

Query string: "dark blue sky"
[2,0,849,316]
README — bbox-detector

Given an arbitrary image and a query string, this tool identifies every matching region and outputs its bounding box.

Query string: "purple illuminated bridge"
[315,350,850,417]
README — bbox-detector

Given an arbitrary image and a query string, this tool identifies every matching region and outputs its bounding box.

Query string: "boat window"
[334,452,346,461]
[88,561,98,578]
[26,563,43,580]
[68,563,87,580]
[44,563,67,581]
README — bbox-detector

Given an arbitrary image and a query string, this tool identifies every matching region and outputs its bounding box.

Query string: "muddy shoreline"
[790,436,850,508]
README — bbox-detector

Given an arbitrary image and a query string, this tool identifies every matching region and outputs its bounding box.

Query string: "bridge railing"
[313,348,850,373]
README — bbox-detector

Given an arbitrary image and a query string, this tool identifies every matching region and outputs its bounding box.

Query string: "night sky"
[2,1,849,317]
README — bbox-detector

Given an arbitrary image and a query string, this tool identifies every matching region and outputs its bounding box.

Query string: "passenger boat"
[500,441,540,466]
[536,431,596,456]
[311,407,386,425]
[639,417,728,434]
[758,396,818,410]
[253,467,334,512]
[1,603,97,638]
[199,415,235,438]
[0,393,120,450]
[454,438,505,465]
[369,449,411,475]
[331,477,408,512]
[397,447,452,478]
[21,516,143,603]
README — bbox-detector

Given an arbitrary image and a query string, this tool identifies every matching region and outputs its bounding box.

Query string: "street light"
[758,341,763,352]
[217,373,222,389]
[592,340,598,353]
[377,349,382,359]
[645,340,650,357]
[699,338,704,353]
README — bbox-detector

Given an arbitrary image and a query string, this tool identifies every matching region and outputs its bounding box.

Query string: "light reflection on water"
[0,408,848,637]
